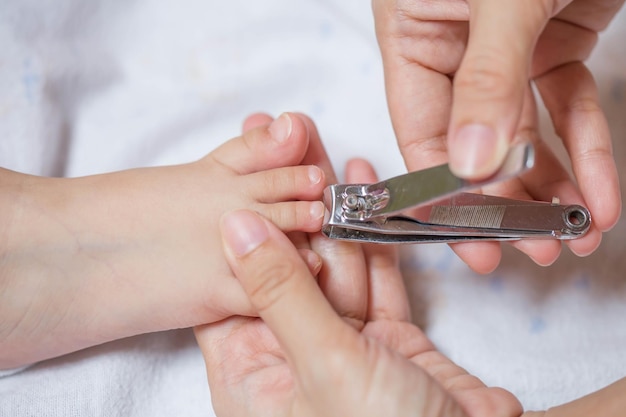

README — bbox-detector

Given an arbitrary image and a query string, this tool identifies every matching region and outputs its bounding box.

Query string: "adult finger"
[536,61,621,236]
[297,113,369,329]
[448,0,552,179]
[344,158,411,322]
[496,85,563,266]
[372,0,466,170]
[219,209,357,374]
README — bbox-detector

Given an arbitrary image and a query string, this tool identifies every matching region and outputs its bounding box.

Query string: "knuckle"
[400,133,448,169]
[246,259,297,313]
[572,147,614,167]
[564,96,604,116]
[455,52,516,100]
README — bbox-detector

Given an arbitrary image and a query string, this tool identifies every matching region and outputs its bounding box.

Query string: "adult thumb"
[219,209,353,374]
[448,0,552,179]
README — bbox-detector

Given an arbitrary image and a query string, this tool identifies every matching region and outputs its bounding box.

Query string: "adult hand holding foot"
[197,203,626,417]
[195,159,522,417]
[372,0,623,272]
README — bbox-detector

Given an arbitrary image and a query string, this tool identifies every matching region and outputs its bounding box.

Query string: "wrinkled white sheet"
[1,0,625,415]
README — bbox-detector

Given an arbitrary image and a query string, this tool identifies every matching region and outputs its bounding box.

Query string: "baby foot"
[0,113,326,368]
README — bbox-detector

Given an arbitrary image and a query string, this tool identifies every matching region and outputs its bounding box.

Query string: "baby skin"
[0,112,327,369]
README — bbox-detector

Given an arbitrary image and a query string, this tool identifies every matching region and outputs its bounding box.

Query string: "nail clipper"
[322,143,591,244]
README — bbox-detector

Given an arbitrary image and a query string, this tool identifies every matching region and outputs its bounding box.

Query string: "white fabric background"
[0,0,624,415]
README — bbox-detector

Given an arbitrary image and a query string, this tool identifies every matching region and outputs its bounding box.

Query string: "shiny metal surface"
[321,142,592,244]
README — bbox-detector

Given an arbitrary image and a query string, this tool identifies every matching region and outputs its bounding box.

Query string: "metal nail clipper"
[322,143,591,244]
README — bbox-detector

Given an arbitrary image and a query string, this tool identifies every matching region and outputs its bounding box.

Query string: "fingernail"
[269,113,292,144]
[221,210,269,257]
[449,124,506,179]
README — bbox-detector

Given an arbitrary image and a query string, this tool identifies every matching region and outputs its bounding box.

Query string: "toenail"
[310,201,325,220]
[308,166,322,185]
[269,113,292,144]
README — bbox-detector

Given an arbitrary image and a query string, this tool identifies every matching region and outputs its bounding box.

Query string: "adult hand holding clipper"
[372,0,623,272]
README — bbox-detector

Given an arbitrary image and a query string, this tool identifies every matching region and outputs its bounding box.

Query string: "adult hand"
[195,159,521,417]
[372,0,623,272]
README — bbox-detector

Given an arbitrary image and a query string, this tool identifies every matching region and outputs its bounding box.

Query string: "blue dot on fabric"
[405,256,427,273]
[434,248,456,273]
[21,58,40,104]
[530,317,547,334]
[488,275,504,292]
[319,20,334,38]
[309,100,325,117]
[573,273,591,291]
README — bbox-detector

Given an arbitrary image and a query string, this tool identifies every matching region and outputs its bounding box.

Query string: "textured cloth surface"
[1,0,625,415]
